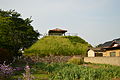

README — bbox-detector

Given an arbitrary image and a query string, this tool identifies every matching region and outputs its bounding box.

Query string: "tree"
[0,9,40,56]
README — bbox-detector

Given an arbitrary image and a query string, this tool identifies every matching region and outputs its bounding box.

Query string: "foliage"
[0,48,13,64]
[0,9,39,56]
[32,62,67,73]
[25,36,89,56]
[11,61,120,80]
[30,62,120,80]
[67,56,84,65]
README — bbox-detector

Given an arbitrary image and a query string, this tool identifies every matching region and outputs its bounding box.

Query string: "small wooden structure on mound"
[48,28,67,36]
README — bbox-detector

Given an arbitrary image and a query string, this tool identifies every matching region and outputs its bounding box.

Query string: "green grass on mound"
[24,36,90,56]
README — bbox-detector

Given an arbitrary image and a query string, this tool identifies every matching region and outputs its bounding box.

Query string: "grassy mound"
[24,36,90,56]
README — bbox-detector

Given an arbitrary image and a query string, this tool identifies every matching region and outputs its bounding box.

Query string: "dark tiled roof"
[98,38,120,48]
[88,38,120,53]
[113,38,120,42]
[100,41,113,47]
[115,41,120,45]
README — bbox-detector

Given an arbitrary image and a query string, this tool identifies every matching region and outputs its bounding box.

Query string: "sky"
[0,0,120,46]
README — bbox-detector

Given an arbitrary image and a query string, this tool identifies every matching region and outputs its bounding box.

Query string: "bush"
[68,56,84,65]
[0,48,13,64]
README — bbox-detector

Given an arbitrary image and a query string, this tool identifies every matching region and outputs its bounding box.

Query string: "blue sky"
[1,0,120,46]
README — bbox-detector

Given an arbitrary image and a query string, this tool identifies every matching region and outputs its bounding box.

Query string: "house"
[87,48,104,57]
[87,41,120,57]
[103,41,120,57]
[48,28,67,36]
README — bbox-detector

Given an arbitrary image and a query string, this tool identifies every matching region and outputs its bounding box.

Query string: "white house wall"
[88,49,95,57]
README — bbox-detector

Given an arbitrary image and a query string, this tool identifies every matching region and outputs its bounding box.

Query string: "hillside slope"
[25,36,91,56]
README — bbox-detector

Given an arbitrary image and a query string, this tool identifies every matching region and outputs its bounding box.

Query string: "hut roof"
[48,28,67,32]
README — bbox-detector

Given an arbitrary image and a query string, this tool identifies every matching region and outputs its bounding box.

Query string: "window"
[95,53,103,57]
[110,52,116,57]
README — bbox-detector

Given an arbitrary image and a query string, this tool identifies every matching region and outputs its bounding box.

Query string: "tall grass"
[31,62,120,80]
[24,36,89,56]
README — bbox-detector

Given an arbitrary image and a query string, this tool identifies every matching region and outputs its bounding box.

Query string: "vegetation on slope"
[25,36,91,56]
[64,36,89,44]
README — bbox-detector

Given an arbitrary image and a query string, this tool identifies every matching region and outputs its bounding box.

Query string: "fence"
[40,33,78,37]
[84,57,120,66]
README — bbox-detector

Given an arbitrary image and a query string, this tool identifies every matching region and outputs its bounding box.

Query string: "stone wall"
[25,55,81,63]
[84,57,120,66]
